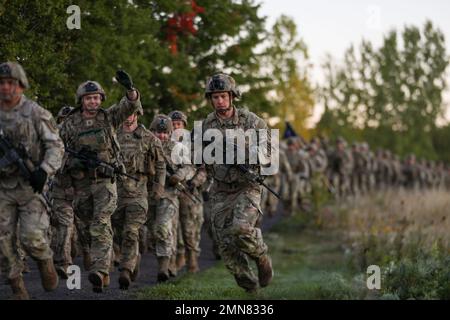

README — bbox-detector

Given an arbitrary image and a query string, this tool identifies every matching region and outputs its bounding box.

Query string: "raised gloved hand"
[116,70,134,90]
[30,168,48,193]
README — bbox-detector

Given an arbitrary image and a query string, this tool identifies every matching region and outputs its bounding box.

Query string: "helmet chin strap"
[212,92,233,115]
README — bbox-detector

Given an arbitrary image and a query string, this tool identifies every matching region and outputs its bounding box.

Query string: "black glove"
[168,174,182,186]
[30,168,48,193]
[116,70,134,90]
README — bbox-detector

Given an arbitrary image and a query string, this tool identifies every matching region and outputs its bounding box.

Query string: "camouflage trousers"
[0,182,53,279]
[50,174,75,268]
[351,173,368,196]
[144,201,157,253]
[331,173,351,198]
[154,197,179,258]
[287,175,310,212]
[209,185,268,291]
[51,197,75,268]
[72,177,117,275]
[261,175,280,216]
[177,193,204,256]
[112,197,147,272]
[203,198,220,259]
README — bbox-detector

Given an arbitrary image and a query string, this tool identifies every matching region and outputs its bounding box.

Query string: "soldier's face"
[124,113,138,126]
[172,120,185,130]
[82,94,102,114]
[156,131,170,142]
[0,78,23,102]
[211,92,232,114]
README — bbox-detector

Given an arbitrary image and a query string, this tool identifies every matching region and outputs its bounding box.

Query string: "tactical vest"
[63,109,122,178]
[202,107,264,187]
[0,97,48,177]
[118,125,153,175]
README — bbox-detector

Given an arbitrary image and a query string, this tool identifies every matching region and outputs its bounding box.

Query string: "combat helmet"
[0,61,29,89]
[205,73,240,99]
[168,110,187,126]
[150,114,173,133]
[76,81,106,104]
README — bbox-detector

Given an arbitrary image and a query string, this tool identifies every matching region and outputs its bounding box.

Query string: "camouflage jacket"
[201,107,269,189]
[0,95,64,189]
[117,124,166,199]
[59,94,142,179]
[160,139,195,201]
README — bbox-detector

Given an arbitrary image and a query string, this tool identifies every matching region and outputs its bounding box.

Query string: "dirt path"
[0,207,283,300]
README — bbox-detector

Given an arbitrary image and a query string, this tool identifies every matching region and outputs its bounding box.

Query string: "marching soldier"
[112,108,165,289]
[0,62,64,299]
[51,105,77,279]
[150,114,194,282]
[59,71,142,292]
[169,110,207,273]
[201,73,273,293]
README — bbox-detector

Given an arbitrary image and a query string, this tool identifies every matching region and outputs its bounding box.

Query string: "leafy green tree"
[0,0,273,127]
[318,21,449,159]
[259,15,315,138]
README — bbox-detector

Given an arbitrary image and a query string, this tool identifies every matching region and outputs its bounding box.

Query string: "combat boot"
[187,251,199,273]
[37,258,59,292]
[176,252,186,271]
[157,257,170,283]
[56,264,69,280]
[88,271,108,293]
[168,255,177,277]
[10,276,30,300]
[118,269,131,290]
[256,254,273,287]
[103,273,110,287]
[130,253,141,282]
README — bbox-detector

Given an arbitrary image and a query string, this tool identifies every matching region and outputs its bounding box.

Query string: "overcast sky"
[259,0,450,124]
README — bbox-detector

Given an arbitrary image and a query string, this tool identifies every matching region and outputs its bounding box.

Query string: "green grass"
[135,214,372,300]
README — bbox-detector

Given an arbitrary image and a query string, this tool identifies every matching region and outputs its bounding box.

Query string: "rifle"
[66,147,139,182]
[165,167,202,204]
[0,128,52,207]
[224,142,281,199]
[160,151,202,204]
[236,163,281,199]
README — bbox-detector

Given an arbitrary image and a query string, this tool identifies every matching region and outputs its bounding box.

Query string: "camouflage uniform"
[402,155,419,190]
[351,143,370,195]
[278,142,293,208]
[0,62,64,298]
[328,137,353,198]
[307,138,329,209]
[168,110,207,272]
[201,175,220,259]
[51,106,76,278]
[150,115,194,282]
[113,123,165,288]
[202,104,273,291]
[59,80,142,290]
[50,170,75,275]
[285,137,311,212]
[177,167,207,271]
[201,73,273,292]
